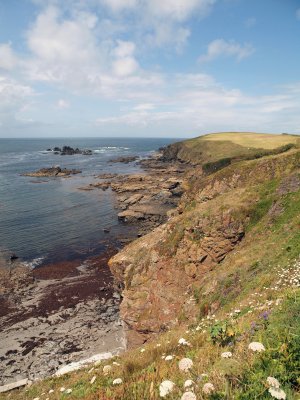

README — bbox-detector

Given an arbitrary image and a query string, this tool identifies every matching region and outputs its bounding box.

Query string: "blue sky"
[0,0,300,138]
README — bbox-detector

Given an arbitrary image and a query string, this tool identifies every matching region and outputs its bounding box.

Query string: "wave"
[94,146,130,153]
[22,256,46,269]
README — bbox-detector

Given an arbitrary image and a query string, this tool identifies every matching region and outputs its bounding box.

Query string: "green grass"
[164,132,300,166]
[235,291,300,399]
[201,132,300,149]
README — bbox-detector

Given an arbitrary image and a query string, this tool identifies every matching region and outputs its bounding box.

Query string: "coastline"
[0,148,187,386]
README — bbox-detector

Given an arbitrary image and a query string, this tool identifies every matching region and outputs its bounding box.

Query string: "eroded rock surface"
[0,255,124,385]
[23,166,81,177]
[80,154,189,236]
[109,210,245,347]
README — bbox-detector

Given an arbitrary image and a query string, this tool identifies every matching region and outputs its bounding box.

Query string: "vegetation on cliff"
[2,132,300,400]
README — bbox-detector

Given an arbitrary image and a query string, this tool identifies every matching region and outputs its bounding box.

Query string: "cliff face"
[109,133,300,347]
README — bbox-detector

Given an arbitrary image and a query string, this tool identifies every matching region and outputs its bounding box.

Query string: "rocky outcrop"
[23,166,81,177]
[109,156,138,163]
[81,155,189,236]
[109,206,245,347]
[47,146,92,155]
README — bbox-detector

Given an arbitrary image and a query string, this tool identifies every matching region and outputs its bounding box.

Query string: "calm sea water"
[0,138,176,266]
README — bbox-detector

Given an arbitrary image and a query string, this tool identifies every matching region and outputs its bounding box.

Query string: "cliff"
[109,134,300,347]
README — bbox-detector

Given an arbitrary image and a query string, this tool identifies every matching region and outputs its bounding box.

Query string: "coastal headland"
[1,132,300,399]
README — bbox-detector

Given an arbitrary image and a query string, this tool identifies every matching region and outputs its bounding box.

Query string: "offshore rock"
[23,166,81,177]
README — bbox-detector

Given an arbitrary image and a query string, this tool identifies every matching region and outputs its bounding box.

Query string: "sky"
[0,0,300,138]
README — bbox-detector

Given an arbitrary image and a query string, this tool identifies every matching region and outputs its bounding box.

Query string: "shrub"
[209,321,236,347]
[202,158,232,174]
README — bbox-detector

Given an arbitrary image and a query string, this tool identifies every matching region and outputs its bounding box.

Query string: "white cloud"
[0,76,34,127]
[112,40,139,76]
[97,0,214,50]
[95,73,300,134]
[296,8,300,20]
[113,57,139,76]
[133,103,155,111]
[147,0,215,21]
[0,43,18,70]
[27,7,93,63]
[98,0,215,20]
[199,39,255,62]
[113,40,136,58]
[25,6,106,89]
[57,99,70,109]
[100,0,138,12]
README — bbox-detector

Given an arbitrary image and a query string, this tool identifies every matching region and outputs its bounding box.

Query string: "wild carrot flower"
[268,387,286,399]
[159,380,175,397]
[184,380,194,389]
[179,358,194,372]
[202,383,215,394]
[181,391,197,400]
[267,377,280,389]
[248,342,265,352]
[112,378,123,385]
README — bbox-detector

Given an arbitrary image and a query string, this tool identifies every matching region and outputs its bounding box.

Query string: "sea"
[0,137,177,267]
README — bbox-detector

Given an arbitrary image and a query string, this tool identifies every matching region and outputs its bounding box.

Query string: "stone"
[0,379,28,393]
[184,263,197,278]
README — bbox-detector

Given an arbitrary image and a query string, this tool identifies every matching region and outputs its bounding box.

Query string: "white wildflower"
[113,378,123,385]
[165,355,173,361]
[203,382,215,394]
[179,358,194,372]
[221,351,232,358]
[267,377,280,389]
[181,391,197,400]
[178,338,190,346]
[48,390,54,394]
[103,365,112,375]
[248,342,265,352]
[184,380,194,389]
[140,348,145,353]
[60,387,65,392]
[90,376,96,384]
[65,389,72,394]
[268,387,286,399]
[159,380,175,397]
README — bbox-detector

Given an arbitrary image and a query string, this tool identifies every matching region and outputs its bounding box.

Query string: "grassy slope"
[166,132,300,165]
[1,136,300,400]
